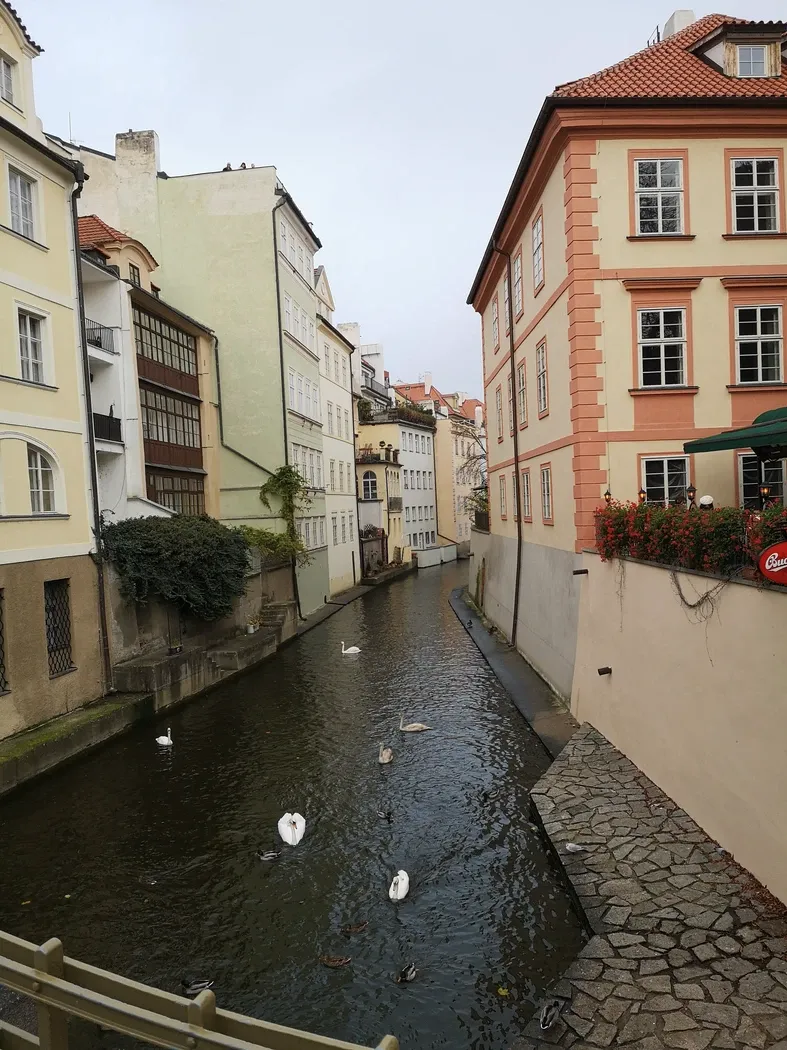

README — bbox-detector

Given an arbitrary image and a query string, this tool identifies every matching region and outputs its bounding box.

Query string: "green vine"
[259,465,313,560]
[238,525,309,566]
[102,515,249,622]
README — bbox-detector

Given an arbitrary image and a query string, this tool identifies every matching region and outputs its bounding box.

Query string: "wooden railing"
[0,932,398,1050]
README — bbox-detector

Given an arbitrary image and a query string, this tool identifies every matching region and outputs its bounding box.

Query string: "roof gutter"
[0,115,81,175]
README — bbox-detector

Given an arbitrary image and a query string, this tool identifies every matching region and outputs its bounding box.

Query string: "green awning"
[684,407,787,460]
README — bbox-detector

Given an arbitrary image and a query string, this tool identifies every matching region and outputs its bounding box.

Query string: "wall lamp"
[686,483,697,507]
[597,666,612,676]
[638,488,647,505]
[603,489,612,506]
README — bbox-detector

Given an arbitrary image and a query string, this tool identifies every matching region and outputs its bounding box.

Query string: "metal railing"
[0,931,398,1050]
[361,375,387,398]
[92,413,122,442]
[85,319,116,353]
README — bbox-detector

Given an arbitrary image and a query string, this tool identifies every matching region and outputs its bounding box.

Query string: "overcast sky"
[29,0,785,396]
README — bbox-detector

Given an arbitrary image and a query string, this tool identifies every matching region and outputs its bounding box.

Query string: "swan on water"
[156,728,173,746]
[389,870,410,901]
[378,742,393,764]
[395,963,417,983]
[278,812,306,845]
[341,641,361,654]
[399,713,431,733]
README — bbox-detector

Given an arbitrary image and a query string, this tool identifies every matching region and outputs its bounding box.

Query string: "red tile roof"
[394,383,451,410]
[554,15,787,100]
[78,215,131,249]
[458,398,484,421]
[1,2,42,53]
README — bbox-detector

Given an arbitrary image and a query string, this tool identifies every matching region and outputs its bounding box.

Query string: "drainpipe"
[272,194,305,621]
[492,241,523,647]
[71,172,113,694]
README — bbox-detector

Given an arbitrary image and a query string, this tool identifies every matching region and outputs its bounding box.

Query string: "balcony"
[367,404,437,430]
[388,496,402,512]
[362,374,388,399]
[93,412,122,442]
[85,318,116,354]
[357,448,399,465]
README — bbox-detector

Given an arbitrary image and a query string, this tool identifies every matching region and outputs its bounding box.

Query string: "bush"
[238,525,307,565]
[102,515,249,621]
[594,501,787,576]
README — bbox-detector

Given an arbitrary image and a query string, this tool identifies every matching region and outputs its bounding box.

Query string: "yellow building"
[355,415,404,571]
[468,12,787,699]
[0,1,104,737]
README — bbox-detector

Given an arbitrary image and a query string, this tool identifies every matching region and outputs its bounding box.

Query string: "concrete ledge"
[362,562,416,587]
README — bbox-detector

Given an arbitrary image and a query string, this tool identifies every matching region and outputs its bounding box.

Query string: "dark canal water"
[0,563,584,1050]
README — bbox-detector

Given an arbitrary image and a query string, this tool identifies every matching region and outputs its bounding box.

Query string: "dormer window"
[1,54,14,105]
[738,44,767,77]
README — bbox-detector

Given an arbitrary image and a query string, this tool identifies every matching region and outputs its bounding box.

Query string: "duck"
[395,963,417,983]
[399,713,432,733]
[181,979,213,997]
[388,870,410,901]
[256,850,280,862]
[341,641,360,655]
[156,728,173,746]
[341,920,369,937]
[378,742,393,764]
[539,998,563,1031]
[319,955,351,968]
[377,810,393,823]
[277,812,306,845]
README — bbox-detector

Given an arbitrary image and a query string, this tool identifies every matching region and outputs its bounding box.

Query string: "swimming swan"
[389,870,410,901]
[378,742,393,764]
[399,713,431,733]
[156,728,173,746]
[278,812,306,845]
[341,641,361,654]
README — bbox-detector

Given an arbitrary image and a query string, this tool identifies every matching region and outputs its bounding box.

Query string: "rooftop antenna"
[647,24,661,47]
[68,112,74,144]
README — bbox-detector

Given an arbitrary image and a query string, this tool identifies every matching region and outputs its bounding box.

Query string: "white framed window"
[532,214,544,289]
[324,344,330,374]
[328,402,335,433]
[18,310,45,384]
[428,472,433,489]
[507,374,514,432]
[295,519,303,542]
[495,386,503,439]
[333,351,340,382]
[737,44,767,78]
[430,505,434,520]
[642,456,689,507]
[427,436,431,454]
[638,309,686,387]
[408,432,414,451]
[635,159,683,235]
[540,466,552,521]
[492,298,499,347]
[403,471,409,490]
[517,362,527,425]
[288,368,296,408]
[288,229,296,265]
[418,506,423,521]
[421,435,425,453]
[280,221,287,255]
[512,473,519,520]
[1,54,14,105]
[739,454,786,509]
[305,379,312,418]
[296,375,304,412]
[292,304,301,342]
[409,469,414,488]
[298,244,304,273]
[417,471,422,489]
[308,322,315,351]
[9,168,35,240]
[499,474,507,517]
[316,455,322,489]
[341,514,347,543]
[319,517,325,545]
[349,512,354,538]
[405,507,410,522]
[521,471,531,519]
[304,520,311,548]
[332,515,338,545]
[308,452,315,487]
[339,461,345,492]
[736,306,782,383]
[344,409,350,440]
[503,276,510,330]
[732,159,779,233]
[329,459,335,491]
[284,295,291,333]
[342,358,348,388]
[513,253,523,314]
[28,445,55,513]
[306,255,313,285]
[536,342,548,415]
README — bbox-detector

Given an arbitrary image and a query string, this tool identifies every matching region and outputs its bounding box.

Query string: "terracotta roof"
[458,398,484,421]
[395,383,451,410]
[554,15,787,100]
[1,2,42,53]
[78,215,130,249]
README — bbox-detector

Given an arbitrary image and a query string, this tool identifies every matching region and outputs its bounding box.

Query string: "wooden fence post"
[33,938,67,1050]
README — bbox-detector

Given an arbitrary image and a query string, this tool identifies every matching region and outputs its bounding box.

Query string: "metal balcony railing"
[0,931,398,1050]
[361,374,387,398]
[356,449,399,465]
[92,412,122,442]
[85,318,116,353]
[388,496,402,512]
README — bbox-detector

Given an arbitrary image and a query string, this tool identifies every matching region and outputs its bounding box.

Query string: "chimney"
[663,10,695,38]
[424,371,432,396]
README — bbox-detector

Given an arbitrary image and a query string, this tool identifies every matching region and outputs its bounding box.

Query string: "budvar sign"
[758,540,787,584]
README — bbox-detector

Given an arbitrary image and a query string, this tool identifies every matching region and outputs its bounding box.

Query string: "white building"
[398,419,437,550]
[315,268,359,594]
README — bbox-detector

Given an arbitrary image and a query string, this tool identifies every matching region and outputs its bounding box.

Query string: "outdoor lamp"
[760,481,772,505]
[638,488,647,504]
[687,483,697,506]
[603,489,612,505]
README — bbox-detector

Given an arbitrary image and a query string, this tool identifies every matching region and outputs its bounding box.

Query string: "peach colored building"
[468,12,787,699]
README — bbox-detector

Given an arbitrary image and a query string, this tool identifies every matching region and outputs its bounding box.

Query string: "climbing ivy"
[238,525,308,566]
[102,515,249,622]
[259,466,312,541]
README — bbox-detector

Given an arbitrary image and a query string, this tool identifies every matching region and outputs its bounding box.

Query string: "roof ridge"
[1,1,42,53]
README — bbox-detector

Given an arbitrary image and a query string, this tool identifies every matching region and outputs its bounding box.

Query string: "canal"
[0,563,584,1050]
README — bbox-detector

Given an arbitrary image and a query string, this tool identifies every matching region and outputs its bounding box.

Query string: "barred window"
[133,306,197,376]
[140,387,202,448]
[147,471,205,515]
[44,579,73,677]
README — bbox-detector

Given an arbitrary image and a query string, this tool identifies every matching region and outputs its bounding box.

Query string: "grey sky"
[30,0,786,395]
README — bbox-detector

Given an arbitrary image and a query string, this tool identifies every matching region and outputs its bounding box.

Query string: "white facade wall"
[398,425,436,549]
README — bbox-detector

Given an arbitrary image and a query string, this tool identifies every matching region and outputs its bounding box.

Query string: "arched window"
[28,445,55,513]
[362,470,377,500]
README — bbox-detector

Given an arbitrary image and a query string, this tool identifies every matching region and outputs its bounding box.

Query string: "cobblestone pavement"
[514,725,787,1050]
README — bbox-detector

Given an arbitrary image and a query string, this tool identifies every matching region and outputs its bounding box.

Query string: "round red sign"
[758,540,787,584]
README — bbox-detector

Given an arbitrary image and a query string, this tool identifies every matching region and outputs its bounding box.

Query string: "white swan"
[389,870,410,901]
[399,713,431,733]
[156,727,173,746]
[378,742,393,764]
[278,812,306,845]
[341,641,361,655]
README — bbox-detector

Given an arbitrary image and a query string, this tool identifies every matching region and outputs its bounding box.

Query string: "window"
[28,446,55,513]
[1,55,14,105]
[363,470,377,499]
[147,471,204,514]
[421,435,426,453]
[308,451,315,487]
[293,306,301,343]
[428,472,433,489]
[298,244,304,273]
[288,230,296,265]
[492,297,499,348]
[305,379,312,418]
[319,517,325,546]
[513,253,523,315]
[324,344,330,374]
[408,433,414,452]
[740,454,785,509]
[151,285,161,299]
[409,469,414,488]
[536,342,548,415]
[141,386,201,447]
[280,221,288,255]
[297,375,304,413]
[738,44,767,78]
[308,322,315,351]
[339,462,345,492]
[9,168,34,240]
[521,470,532,520]
[495,385,503,439]
[736,306,782,383]
[499,475,507,518]
[44,579,73,677]
[329,459,335,491]
[327,402,334,434]
[403,471,409,489]
[532,214,544,290]
[417,471,422,489]
[288,369,296,409]
[129,263,141,286]
[507,375,514,432]
[334,352,340,382]
[517,362,527,425]
[316,455,322,489]
[418,506,423,521]
[638,309,686,387]
[427,436,431,454]
[304,520,311,548]
[642,456,689,506]
[635,159,683,235]
[18,311,44,384]
[332,515,338,545]
[731,159,779,233]
[503,276,510,331]
[512,473,518,520]
[284,295,292,333]
[342,359,348,388]
[540,466,552,521]
[0,590,7,693]
[133,306,197,376]
[430,506,434,520]
[344,409,350,440]
[341,514,347,543]
[405,507,410,522]
[349,512,354,539]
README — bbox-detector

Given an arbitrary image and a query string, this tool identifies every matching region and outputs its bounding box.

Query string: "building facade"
[355,427,403,572]
[468,11,787,699]
[0,0,103,737]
